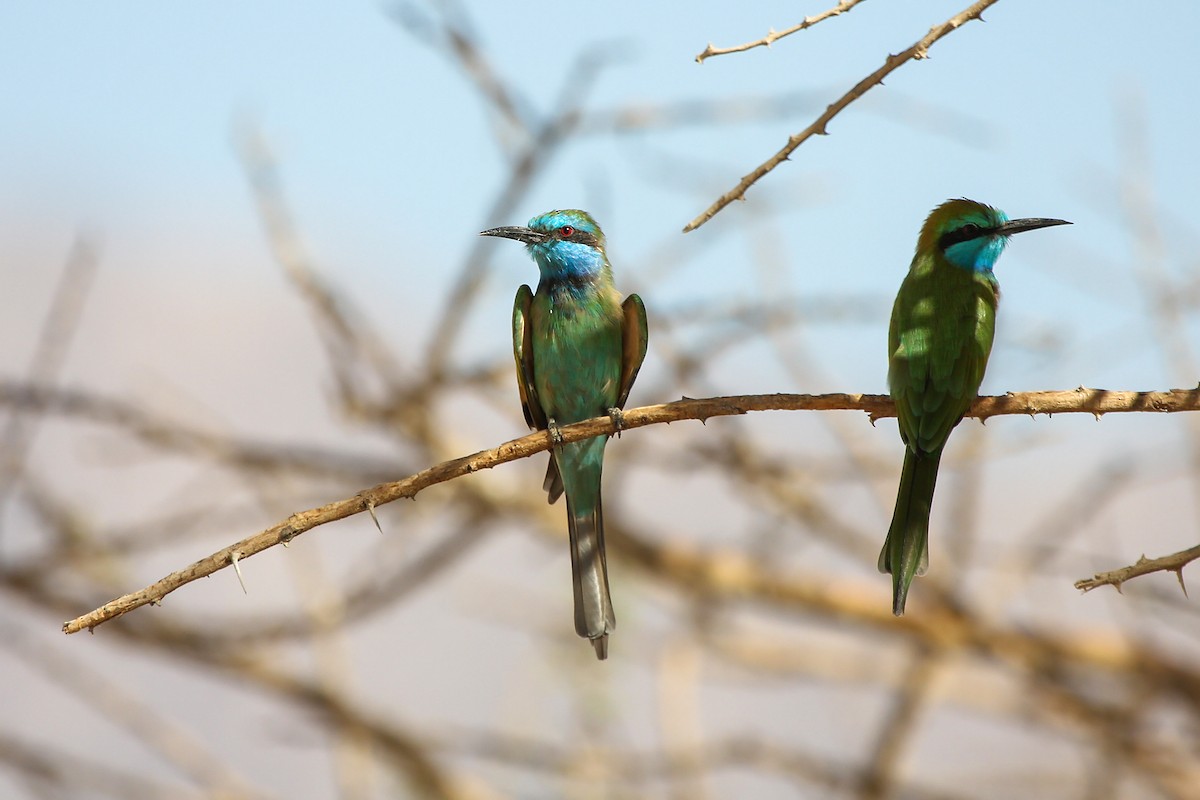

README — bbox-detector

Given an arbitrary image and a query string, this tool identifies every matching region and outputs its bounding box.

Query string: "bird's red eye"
[559,225,574,237]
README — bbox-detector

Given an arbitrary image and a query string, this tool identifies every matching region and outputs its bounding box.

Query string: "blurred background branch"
[683,0,1002,231]
[1,2,1197,799]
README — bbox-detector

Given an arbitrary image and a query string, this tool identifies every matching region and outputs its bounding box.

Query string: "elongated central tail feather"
[878,447,941,616]
[565,487,615,660]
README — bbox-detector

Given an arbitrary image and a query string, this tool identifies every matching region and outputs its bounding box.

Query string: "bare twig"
[190,647,465,800]
[1116,93,1200,607]
[858,649,940,798]
[421,48,617,376]
[581,91,821,135]
[3,623,266,797]
[683,0,1001,232]
[62,386,1200,634]
[1074,544,1200,595]
[0,237,99,528]
[238,127,407,402]
[695,0,869,64]
[0,380,407,482]
[389,4,626,380]
[388,0,533,146]
[0,730,211,800]
[427,727,855,793]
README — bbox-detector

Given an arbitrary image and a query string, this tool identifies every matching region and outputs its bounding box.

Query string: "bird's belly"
[532,316,622,425]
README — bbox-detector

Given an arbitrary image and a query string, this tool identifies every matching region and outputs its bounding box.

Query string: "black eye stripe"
[548,227,600,246]
[939,222,989,250]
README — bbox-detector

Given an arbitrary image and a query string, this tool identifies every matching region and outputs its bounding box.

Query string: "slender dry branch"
[238,127,406,400]
[582,90,823,135]
[399,5,622,379]
[428,728,856,793]
[421,60,611,377]
[695,0,869,64]
[859,649,940,798]
[0,237,99,529]
[683,0,1001,232]
[108,628,464,800]
[0,380,406,481]
[388,0,534,146]
[3,623,263,797]
[213,654,462,800]
[0,730,209,800]
[1074,544,1200,595]
[61,386,1200,635]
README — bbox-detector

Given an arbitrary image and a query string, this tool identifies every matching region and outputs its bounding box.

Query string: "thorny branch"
[8,3,1199,797]
[1074,543,1200,595]
[683,0,1002,232]
[60,386,1200,634]
[694,0,870,64]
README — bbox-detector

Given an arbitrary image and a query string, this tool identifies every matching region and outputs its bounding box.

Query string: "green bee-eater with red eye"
[481,210,648,659]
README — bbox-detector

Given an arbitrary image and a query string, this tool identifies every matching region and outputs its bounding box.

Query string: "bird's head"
[919,198,1070,273]
[480,209,608,282]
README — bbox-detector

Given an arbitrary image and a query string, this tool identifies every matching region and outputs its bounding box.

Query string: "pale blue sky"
[4,2,1197,414]
[2,3,1195,394]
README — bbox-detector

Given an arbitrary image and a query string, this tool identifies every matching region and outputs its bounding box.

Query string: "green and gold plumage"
[881,199,1069,615]
[484,210,648,659]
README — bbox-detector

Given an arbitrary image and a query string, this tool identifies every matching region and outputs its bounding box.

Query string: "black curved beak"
[479,225,547,245]
[995,217,1072,236]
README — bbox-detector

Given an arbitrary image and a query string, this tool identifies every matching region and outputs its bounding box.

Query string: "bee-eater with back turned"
[882,198,1070,615]
[481,210,648,659]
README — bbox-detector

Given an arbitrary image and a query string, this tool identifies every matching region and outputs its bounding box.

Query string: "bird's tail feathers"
[566,489,615,660]
[543,456,564,504]
[879,447,940,616]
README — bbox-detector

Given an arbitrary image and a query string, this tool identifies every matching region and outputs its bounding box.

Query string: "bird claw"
[547,419,565,446]
[607,407,627,436]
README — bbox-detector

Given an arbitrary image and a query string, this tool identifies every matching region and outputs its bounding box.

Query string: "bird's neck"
[532,241,609,285]
[536,256,616,311]
[942,237,1007,275]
